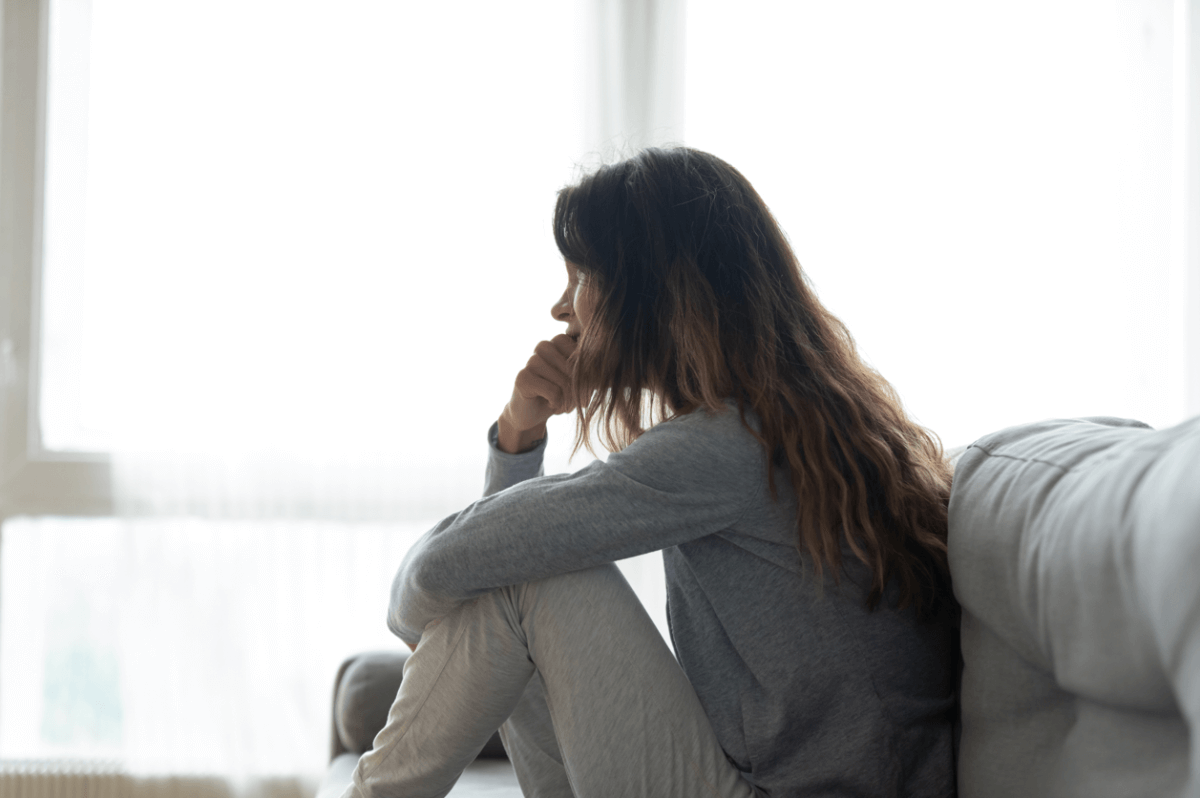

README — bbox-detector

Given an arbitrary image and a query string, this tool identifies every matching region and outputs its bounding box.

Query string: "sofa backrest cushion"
[949,416,1200,798]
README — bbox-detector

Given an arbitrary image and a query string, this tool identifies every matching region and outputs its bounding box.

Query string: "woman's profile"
[343,147,958,798]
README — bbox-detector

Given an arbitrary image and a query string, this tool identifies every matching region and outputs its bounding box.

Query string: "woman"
[345,148,958,798]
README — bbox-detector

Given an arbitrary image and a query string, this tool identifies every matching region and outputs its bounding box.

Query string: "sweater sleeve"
[387,407,764,644]
[482,421,547,497]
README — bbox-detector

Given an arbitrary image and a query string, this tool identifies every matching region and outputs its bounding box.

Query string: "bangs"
[553,184,593,268]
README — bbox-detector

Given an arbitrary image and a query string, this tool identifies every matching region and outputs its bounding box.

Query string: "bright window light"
[40,0,586,467]
[15,0,592,776]
[686,0,1180,444]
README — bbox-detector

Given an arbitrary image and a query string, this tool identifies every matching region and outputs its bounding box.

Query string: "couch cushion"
[949,416,1200,798]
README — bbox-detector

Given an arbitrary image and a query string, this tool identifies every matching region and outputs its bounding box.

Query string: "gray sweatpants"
[341,563,762,798]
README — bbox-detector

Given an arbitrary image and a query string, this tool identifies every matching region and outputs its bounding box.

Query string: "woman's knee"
[512,563,633,611]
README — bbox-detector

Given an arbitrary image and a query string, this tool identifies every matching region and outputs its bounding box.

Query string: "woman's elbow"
[386,566,417,641]
[385,554,442,642]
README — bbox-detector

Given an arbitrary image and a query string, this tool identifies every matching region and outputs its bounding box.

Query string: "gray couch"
[320,415,1200,798]
[950,416,1199,797]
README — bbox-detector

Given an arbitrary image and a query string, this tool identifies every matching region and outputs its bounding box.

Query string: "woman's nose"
[551,290,573,322]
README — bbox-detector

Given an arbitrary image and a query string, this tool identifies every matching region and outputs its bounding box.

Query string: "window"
[2,0,1198,791]
[2,0,608,783]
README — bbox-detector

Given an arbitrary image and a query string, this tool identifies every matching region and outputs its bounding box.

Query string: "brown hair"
[554,147,953,615]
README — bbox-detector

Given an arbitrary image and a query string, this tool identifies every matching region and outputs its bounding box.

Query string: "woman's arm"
[482,421,547,497]
[387,406,765,645]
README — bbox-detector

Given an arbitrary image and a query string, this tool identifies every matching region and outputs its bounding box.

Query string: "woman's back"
[607,403,958,796]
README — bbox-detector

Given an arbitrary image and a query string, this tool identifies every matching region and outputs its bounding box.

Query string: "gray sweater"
[390,402,957,797]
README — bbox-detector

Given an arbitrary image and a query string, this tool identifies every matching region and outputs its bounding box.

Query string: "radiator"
[0,761,314,798]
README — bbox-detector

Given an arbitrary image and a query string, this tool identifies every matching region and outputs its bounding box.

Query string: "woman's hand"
[497,334,578,453]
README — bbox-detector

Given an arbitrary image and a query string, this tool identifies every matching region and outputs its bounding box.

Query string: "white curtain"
[582,0,686,159]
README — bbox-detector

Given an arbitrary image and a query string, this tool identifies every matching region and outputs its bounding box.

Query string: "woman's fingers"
[534,336,575,380]
[532,336,577,391]
[512,369,561,419]
[551,332,578,354]
[503,335,581,435]
[524,358,574,413]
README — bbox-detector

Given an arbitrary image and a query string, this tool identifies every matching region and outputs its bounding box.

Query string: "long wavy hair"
[553,147,953,615]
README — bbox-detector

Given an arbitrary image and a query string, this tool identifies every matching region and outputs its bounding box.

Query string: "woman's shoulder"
[612,399,766,480]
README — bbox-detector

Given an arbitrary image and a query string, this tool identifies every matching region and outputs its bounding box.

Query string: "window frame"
[1183,0,1200,414]
[1,0,112,521]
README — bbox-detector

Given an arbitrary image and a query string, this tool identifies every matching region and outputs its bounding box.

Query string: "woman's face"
[552,261,595,342]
